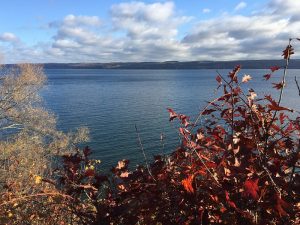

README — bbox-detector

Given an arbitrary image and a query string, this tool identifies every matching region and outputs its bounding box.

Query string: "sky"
[0,0,299,63]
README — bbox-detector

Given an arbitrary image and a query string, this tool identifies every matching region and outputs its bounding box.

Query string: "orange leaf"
[182,174,195,193]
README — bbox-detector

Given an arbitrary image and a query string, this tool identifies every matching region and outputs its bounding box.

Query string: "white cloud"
[234,2,247,11]
[111,2,174,23]
[63,14,101,27]
[202,8,211,14]
[1,0,300,63]
[0,32,19,43]
[49,14,101,29]
[110,1,190,40]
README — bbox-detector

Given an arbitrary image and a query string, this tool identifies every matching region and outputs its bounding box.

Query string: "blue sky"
[0,0,299,63]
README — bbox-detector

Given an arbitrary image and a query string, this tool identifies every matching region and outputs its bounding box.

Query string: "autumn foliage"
[1,40,300,224]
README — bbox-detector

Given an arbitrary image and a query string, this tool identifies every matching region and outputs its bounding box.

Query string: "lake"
[42,69,300,168]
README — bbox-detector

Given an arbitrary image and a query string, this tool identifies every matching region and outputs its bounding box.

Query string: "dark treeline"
[4,59,300,70]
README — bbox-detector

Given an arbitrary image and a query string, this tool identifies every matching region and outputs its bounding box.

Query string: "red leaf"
[265,94,276,104]
[275,194,291,217]
[271,124,281,132]
[270,66,280,72]
[228,65,241,83]
[282,44,294,60]
[205,161,217,168]
[268,103,293,112]
[216,75,222,84]
[179,127,190,137]
[179,114,191,127]
[202,109,216,115]
[263,73,272,80]
[167,108,177,121]
[243,178,259,200]
[272,82,284,90]
[284,122,293,133]
[225,191,237,208]
[279,112,287,124]
[182,174,194,193]
[85,169,95,177]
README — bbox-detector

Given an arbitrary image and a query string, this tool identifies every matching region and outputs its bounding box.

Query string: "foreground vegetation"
[0,40,299,224]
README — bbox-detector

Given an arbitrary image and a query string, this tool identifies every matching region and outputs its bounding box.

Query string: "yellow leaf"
[34,175,42,184]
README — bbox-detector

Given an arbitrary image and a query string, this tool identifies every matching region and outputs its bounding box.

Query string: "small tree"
[0,64,89,224]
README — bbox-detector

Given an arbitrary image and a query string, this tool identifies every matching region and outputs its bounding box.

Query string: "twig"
[135,124,156,181]
[262,38,293,195]
[288,139,300,194]
[295,76,300,96]
[262,165,281,196]
[191,146,221,187]
[266,38,292,134]
[190,97,220,133]
[160,132,165,156]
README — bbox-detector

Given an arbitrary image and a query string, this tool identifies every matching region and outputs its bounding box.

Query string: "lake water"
[42,69,300,168]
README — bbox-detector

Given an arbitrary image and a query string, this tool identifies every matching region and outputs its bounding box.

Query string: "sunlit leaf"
[242,74,252,83]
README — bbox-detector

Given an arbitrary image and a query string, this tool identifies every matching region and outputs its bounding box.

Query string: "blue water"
[42,69,300,168]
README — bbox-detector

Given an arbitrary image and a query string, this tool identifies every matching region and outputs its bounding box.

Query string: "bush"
[0,64,89,224]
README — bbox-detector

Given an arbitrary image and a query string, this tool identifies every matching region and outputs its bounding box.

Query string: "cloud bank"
[0,0,300,63]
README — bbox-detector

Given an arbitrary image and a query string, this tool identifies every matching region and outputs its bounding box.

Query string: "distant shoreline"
[4,59,300,69]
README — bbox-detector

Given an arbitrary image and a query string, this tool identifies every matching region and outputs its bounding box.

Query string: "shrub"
[0,64,89,224]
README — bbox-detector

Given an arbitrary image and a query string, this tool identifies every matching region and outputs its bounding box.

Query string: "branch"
[0,192,74,207]
[0,123,23,130]
[135,124,156,181]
